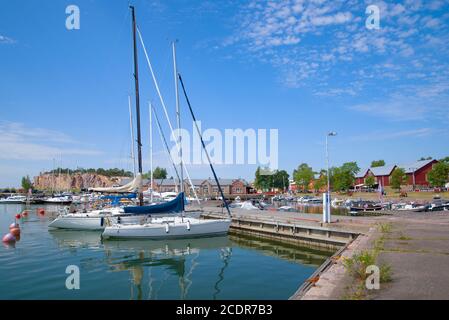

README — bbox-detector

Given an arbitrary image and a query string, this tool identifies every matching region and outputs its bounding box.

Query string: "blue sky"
[1,0,449,187]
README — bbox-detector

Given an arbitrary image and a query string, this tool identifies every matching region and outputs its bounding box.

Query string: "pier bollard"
[322,193,328,223]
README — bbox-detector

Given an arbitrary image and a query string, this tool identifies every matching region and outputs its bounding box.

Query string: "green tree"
[390,168,407,190]
[341,162,360,176]
[21,175,33,191]
[313,171,327,192]
[272,170,290,190]
[293,163,314,191]
[254,166,272,191]
[371,160,385,167]
[143,167,168,180]
[365,175,375,187]
[152,167,167,179]
[428,162,449,187]
[330,162,359,191]
[439,156,449,164]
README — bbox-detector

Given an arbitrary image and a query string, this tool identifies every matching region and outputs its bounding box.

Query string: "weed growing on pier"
[343,250,376,280]
[377,222,392,234]
[398,233,412,240]
[379,264,392,283]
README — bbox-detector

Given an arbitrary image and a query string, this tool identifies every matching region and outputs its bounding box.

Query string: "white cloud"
[225,0,449,92]
[310,12,352,26]
[349,128,436,142]
[348,91,449,121]
[0,121,102,161]
[0,34,15,44]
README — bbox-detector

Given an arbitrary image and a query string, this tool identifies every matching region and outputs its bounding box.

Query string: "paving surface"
[198,205,449,299]
[373,211,449,300]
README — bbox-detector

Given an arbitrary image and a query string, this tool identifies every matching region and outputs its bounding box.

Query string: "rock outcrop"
[33,173,126,191]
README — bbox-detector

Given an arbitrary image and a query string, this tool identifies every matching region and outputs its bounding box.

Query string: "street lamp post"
[325,132,337,223]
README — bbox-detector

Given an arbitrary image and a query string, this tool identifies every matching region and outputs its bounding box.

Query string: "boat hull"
[102,218,231,240]
[0,200,25,204]
[48,215,146,230]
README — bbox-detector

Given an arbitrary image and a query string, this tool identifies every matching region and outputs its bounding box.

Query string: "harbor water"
[0,204,332,300]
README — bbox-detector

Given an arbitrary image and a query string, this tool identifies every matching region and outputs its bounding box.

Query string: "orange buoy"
[2,233,16,243]
[10,227,20,237]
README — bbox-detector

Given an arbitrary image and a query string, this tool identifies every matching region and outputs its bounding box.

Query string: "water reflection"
[104,237,233,300]
[229,233,333,266]
[49,230,233,299]
[47,230,331,300]
[2,203,333,299]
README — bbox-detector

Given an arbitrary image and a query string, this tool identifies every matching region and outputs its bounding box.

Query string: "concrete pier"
[198,206,449,300]
[201,210,359,250]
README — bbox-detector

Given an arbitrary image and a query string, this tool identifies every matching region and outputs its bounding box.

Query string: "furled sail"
[124,192,185,214]
[88,174,142,193]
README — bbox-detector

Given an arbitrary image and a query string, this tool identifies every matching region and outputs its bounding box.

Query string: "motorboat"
[348,200,383,212]
[44,194,72,204]
[331,198,345,208]
[0,195,27,204]
[393,202,428,212]
[229,200,260,210]
[278,206,295,212]
[102,216,231,240]
[429,199,449,211]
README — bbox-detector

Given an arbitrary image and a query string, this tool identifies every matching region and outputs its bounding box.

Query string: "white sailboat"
[102,21,231,240]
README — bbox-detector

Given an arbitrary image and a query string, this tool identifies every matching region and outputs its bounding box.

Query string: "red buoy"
[15,214,21,220]
[21,210,29,216]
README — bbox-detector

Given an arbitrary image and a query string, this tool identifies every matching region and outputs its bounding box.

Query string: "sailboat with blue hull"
[102,8,231,240]
[124,192,185,214]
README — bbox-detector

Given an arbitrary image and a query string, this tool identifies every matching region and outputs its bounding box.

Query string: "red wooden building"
[398,159,438,187]
[354,159,438,188]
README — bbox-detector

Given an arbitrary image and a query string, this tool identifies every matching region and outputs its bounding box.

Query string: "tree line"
[254,156,449,193]
[44,168,134,178]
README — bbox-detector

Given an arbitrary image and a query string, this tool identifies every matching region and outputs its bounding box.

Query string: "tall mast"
[172,41,183,194]
[149,102,154,203]
[130,5,143,206]
[128,95,136,177]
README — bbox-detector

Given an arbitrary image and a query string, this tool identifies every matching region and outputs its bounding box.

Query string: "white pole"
[325,135,330,223]
[149,102,154,203]
[325,132,336,223]
[323,192,328,223]
[173,41,183,195]
[137,27,199,204]
[128,95,136,177]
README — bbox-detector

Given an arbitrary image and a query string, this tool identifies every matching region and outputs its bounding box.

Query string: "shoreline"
[200,206,449,300]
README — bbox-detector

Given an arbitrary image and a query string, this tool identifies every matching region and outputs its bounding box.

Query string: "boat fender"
[117,216,121,224]
[2,233,16,243]
[165,223,169,233]
[10,227,20,237]
[186,221,190,231]
[100,217,104,227]
[9,223,19,230]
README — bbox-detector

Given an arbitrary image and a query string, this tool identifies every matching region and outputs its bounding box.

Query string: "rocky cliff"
[33,173,126,191]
